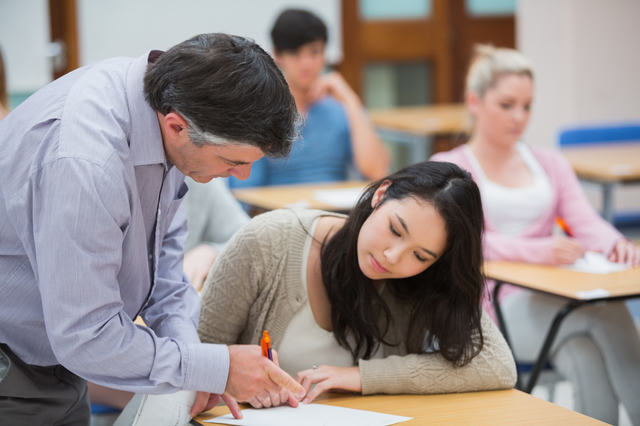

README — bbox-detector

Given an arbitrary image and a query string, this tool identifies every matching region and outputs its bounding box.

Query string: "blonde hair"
[466,44,534,99]
[464,45,534,134]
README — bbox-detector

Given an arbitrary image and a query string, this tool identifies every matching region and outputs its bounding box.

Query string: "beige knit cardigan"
[198,208,517,395]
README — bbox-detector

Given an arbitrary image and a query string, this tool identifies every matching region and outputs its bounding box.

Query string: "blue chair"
[559,122,640,225]
[90,403,121,426]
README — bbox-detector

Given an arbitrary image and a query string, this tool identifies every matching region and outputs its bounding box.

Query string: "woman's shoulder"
[430,145,468,165]
[240,208,344,239]
[524,144,574,175]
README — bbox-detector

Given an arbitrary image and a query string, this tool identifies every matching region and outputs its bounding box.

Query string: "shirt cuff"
[183,342,229,394]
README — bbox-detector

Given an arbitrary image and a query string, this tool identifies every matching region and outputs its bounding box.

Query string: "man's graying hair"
[144,33,299,158]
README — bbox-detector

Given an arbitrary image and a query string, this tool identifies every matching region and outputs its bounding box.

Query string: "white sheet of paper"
[312,187,366,209]
[562,251,629,275]
[204,402,412,426]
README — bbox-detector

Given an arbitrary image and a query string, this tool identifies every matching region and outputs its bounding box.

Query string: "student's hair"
[321,161,486,367]
[466,44,534,99]
[464,44,534,134]
[0,45,8,111]
[144,33,298,158]
[271,9,328,53]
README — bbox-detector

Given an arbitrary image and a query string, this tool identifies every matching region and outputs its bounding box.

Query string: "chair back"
[559,123,640,147]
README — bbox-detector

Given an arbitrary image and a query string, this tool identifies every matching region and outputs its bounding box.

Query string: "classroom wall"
[517,0,640,214]
[517,0,640,148]
[0,0,340,99]
[78,0,341,67]
[0,0,51,96]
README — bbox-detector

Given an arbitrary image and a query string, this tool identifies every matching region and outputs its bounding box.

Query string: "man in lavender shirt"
[0,33,305,424]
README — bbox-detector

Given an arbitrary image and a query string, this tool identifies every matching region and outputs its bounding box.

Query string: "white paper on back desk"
[312,187,366,209]
[562,251,629,275]
[204,402,412,426]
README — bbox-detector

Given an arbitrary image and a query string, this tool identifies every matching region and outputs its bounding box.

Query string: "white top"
[278,217,382,377]
[463,143,552,237]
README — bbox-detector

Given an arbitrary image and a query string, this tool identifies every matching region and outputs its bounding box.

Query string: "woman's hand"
[296,365,362,404]
[553,236,585,264]
[609,239,640,266]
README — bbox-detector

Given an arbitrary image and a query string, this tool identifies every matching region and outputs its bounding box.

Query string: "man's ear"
[371,180,392,209]
[161,112,189,140]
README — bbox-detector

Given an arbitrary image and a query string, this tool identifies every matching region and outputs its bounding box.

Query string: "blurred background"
[1,0,639,422]
[1,0,639,251]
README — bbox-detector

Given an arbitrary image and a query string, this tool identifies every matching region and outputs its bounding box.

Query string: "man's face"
[159,112,264,183]
[274,40,325,92]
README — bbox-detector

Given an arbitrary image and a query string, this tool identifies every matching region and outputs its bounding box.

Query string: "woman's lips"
[370,255,389,273]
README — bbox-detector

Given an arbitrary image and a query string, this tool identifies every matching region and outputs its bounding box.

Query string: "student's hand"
[309,72,360,109]
[609,239,640,266]
[190,392,242,419]
[183,244,218,291]
[553,236,585,264]
[296,365,362,404]
[225,345,306,410]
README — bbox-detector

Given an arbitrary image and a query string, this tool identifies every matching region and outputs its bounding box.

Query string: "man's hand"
[183,244,218,291]
[553,236,585,265]
[190,392,242,419]
[296,365,361,403]
[225,345,306,410]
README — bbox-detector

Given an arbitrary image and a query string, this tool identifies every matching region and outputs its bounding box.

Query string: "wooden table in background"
[484,260,640,393]
[196,390,606,425]
[370,103,467,163]
[231,180,368,212]
[561,142,640,222]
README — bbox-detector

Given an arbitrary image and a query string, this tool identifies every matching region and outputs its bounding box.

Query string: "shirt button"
[149,254,153,260]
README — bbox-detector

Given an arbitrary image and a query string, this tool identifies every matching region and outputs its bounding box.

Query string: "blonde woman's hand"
[609,239,640,266]
[553,236,585,265]
[296,365,361,404]
[183,244,218,291]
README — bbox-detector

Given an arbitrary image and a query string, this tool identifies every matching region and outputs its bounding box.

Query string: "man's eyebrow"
[394,213,438,259]
[220,156,250,166]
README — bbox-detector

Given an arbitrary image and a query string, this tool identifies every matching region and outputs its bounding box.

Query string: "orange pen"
[260,330,272,361]
[555,216,574,238]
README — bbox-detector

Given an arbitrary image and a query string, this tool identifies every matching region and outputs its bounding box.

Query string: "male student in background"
[0,33,305,424]
[229,8,390,189]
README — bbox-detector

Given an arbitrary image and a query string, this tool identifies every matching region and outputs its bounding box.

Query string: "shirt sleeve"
[198,216,265,345]
[358,311,517,395]
[32,158,228,395]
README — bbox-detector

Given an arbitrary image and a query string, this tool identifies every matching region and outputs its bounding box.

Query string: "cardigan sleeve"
[197,216,266,346]
[358,310,516,395]
[549,150,623,254]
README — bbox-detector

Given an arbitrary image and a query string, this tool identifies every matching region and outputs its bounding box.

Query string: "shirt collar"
[125,51,168,168]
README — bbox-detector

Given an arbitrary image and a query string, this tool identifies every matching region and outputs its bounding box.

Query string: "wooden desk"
[370,103,466,163]
[196,389,605,425]
[561,142,640,222]
[232,180,368,212]
[484,260,640,393]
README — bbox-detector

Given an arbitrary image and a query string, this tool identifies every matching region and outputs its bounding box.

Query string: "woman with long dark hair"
[199,161,516,408]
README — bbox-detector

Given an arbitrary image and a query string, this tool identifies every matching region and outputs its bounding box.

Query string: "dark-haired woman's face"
[357,196,447,281]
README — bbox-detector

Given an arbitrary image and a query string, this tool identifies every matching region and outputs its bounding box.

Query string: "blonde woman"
[432,45,640,425]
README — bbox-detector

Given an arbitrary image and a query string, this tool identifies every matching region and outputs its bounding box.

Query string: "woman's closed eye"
[414,252,427,263]
[389,222,401,237]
